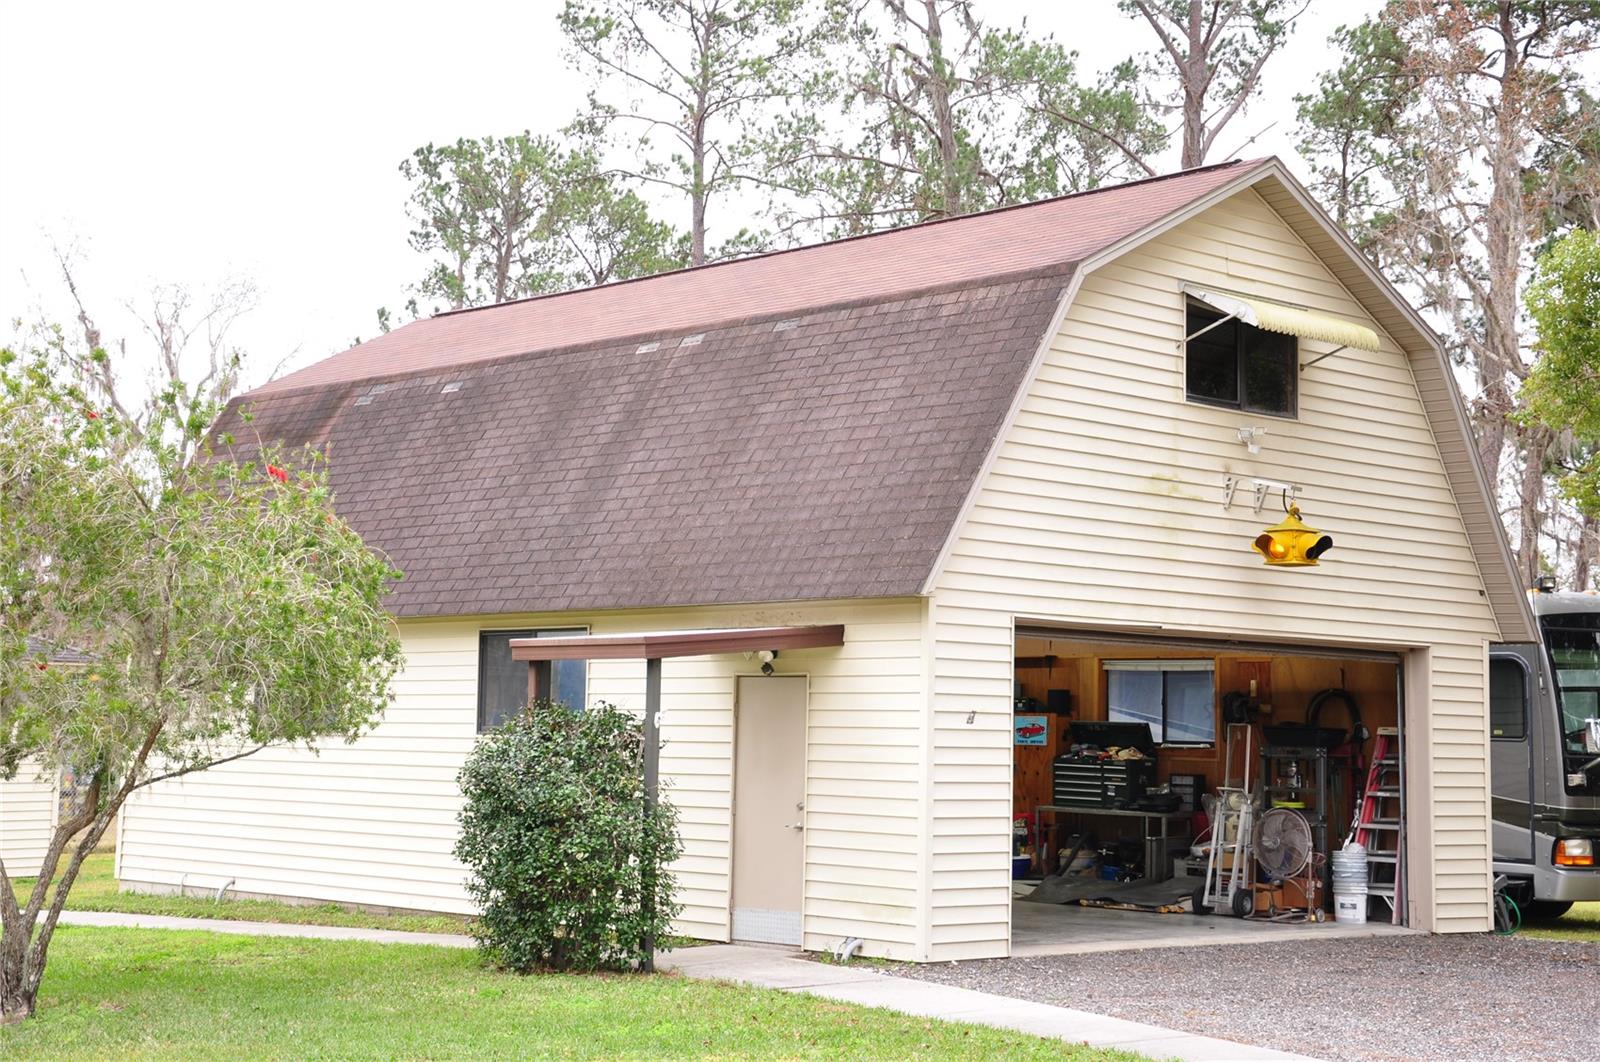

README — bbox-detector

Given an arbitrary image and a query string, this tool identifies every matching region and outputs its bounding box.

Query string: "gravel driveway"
[882,934,1599,1061]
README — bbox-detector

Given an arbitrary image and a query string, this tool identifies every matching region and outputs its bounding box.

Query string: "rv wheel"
[1523,901,1573,922]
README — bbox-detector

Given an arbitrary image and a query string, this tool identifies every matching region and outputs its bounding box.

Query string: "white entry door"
[731,675,807,945]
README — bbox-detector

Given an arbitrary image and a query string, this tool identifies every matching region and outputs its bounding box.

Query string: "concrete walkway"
[59,911,1316,1061]
[59,909,475,948]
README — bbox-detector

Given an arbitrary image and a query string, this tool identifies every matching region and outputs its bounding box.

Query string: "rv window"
[1489,658,1526,741]
[1105,661,1216,745]
[477,628,588,732]
[1543,612,1600,754]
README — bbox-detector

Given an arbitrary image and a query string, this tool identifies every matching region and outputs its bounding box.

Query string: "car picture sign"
[1014,714,1048,746]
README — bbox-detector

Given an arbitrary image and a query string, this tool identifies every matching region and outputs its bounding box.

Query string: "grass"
[12,852,472,935]
[0,927,1142,1061]
[1521,900,1600,943]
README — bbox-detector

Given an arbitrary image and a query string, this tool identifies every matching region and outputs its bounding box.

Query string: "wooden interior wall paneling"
[1012,640,1401,855]
[1012,663,1073,825]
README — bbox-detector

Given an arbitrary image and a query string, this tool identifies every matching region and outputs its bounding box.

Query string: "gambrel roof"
[218,159,1534,640]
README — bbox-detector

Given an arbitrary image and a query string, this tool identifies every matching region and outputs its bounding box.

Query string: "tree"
[1122,0,1308,169]
[1521,229,1600,527]
[401,135,687,314]
[402,134,567,312]
[1298,0,1600,582]
[560,0,839,265]
[1293,19,1409,231]
[769,1,1164,237]
[0,294,402,1023]
[556,168,691,287]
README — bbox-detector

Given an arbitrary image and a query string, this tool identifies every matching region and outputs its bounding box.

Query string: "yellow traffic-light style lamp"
[1253,504,1333,567]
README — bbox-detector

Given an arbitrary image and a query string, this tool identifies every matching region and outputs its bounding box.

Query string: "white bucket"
[1334,891,1368,924]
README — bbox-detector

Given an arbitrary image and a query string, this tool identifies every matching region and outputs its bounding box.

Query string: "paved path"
[59,910,476,948]
[59,911,1315,1061]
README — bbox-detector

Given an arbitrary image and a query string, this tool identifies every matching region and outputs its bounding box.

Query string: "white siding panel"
[0,761,59,879]
[926,187,1500,957]
[119,598,926,959]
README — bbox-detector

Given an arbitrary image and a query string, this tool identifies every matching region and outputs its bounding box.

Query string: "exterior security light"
[1252,504,1333,567]
[758,650,778,676]
[1535,575,1558,594]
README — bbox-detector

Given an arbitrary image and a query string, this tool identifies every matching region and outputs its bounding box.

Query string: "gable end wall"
[924,187,1501,958]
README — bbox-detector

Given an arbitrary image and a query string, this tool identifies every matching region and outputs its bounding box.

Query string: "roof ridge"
[431,158,1261,322]
[244,262,1079,403]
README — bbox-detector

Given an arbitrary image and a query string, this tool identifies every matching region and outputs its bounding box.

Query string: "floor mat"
[1021,873,1195,911]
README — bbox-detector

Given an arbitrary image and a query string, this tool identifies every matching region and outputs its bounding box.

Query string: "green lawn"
[1522,900,1600,943]
[12,852,471,935]
[0,927,1139,1061]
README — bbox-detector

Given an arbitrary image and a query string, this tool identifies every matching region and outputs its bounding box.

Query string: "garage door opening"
[1009,626,1410,955]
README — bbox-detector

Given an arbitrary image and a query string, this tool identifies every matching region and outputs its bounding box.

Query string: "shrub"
[455,699,680,972]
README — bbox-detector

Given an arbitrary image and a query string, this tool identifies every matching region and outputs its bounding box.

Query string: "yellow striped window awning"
[1183,284,1382,352]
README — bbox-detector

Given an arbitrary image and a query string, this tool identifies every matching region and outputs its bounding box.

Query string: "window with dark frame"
[1104,660,1216,746]
[1489,657,1527,741]
[1185,300,1298,417]
[477,628,587,733]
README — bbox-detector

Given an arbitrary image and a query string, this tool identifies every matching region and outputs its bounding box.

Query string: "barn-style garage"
[117,157,1534,963]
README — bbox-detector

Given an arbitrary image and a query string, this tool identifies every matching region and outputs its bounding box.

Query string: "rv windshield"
[1542,612,1600,753]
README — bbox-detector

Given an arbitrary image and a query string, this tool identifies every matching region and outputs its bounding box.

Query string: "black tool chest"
[1051,722,1159,807]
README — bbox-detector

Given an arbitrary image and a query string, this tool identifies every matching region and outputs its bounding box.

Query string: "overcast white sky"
[1,0,1381,389]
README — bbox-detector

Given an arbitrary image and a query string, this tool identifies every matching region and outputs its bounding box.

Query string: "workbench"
[1035,804,1193,881]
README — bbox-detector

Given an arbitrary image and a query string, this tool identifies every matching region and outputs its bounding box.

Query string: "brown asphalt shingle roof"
[222,161,1263,617]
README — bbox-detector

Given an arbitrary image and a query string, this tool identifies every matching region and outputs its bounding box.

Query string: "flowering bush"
[455,700,680,973]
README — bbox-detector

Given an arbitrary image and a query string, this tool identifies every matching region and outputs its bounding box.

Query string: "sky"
[0,0,1382,392]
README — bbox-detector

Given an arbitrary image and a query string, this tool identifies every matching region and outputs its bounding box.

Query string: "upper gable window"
[1185,300,1297,417]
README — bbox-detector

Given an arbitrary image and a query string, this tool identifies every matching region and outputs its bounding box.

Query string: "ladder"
[1353,727,1403,924]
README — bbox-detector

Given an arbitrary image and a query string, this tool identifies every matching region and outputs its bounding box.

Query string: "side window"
[477,629,587,732]
[1489,657,1527,741]
[1185,300,1298,417]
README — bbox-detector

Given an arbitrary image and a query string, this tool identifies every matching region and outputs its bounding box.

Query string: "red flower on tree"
[267,464,288,483]
[85,410,99,420]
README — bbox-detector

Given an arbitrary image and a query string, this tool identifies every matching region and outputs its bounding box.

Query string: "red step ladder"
[1353,727,1403,924]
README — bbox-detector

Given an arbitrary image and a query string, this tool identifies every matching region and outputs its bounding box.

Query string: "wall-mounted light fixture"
[1237,426,1266,456]
[758,650,778,676]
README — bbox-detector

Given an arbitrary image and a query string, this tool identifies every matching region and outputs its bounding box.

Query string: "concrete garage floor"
[1012,895,1412,957]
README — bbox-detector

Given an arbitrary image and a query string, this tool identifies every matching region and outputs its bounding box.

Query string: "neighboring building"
[117,158,1534,961]
[0,763,58,880]
[1,639,90,878]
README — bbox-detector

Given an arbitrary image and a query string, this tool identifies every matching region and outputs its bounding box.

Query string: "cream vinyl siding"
[118,597,926,959]
[926,187,1501,956]
[0,761,59,879]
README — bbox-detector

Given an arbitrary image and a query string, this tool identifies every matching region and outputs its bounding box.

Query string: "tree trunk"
[0,765,128,1024]
[1,912,34,1024]
[1577,512,1598,591]
[689,13,712,266]
[691,159,706,267]
[1,983,35,1025]
[1516,428,1550,586]
[1180,0,1205,168]
[923,0,960,216]
[1479,1,1528,493]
